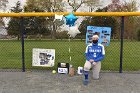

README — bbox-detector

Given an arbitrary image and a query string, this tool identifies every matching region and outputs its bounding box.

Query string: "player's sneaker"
[83,79,89,85]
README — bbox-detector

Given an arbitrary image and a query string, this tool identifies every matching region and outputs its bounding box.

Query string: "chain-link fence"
[0,15,140,73]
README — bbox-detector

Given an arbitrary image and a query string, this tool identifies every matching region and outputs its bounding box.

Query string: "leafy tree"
[25,0,102,39]
[24,6,50,36]
[7,1,22,40]
[107,0,139,40]
[121,0,139,40]
[25,0,64,39]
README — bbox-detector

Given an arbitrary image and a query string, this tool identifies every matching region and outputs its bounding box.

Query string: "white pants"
[84,61,101,79]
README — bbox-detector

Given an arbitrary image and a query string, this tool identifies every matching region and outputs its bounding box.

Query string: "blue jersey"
[85,43,105,62]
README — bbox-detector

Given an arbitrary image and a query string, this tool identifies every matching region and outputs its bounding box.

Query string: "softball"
[52,70,56,74]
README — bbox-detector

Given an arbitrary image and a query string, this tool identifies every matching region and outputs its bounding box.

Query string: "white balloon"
[54,14,63,20]
[61,24,70,31]
[67,26,81,38]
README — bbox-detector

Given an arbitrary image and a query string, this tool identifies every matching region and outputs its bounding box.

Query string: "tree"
[0,0,8,27]
[7,1,22,40]
[25,0,64,12]
[107,0,139,40]
[66,0,101,12]
[85,0,101,12]
[121,0,139,40]
[107,0,121,11]
[25,0,102,39]
[121,0,138,12]
[79,7,118,38]
[25,0,64,39]
[24,6,50,37]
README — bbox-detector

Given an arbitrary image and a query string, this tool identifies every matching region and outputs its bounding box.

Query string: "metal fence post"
[119,16,124,73]
[20,17,25,72]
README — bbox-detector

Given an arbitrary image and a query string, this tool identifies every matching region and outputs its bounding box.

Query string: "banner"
[32,48,55,67]
[86,26,112,46]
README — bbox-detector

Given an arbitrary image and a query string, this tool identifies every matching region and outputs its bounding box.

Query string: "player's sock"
[83,71,89,85]
[84,71,89,80]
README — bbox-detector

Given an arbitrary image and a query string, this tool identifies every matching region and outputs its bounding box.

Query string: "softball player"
[83,35,105,85]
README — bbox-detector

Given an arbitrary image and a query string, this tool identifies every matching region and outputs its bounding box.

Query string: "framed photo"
[32,48,55,67]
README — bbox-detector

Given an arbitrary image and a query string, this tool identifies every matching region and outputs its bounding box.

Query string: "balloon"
[65,13,78,27]
[56,24,69,32]
[55,14,63,20]
[54,14,65,26]
[60,24,70,32]
[67,25,80,38]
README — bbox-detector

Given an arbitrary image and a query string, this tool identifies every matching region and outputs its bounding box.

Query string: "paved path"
[0,71,140,93]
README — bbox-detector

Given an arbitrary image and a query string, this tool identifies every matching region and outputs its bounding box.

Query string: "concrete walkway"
[0,71,140,93]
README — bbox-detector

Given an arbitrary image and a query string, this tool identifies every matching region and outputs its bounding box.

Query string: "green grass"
[0,40,140,71]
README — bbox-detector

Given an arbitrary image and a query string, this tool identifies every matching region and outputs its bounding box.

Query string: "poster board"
[86,26,112,46]
[32,48,55,67]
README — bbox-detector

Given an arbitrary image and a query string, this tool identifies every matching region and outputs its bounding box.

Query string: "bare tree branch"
[67,0,89,12]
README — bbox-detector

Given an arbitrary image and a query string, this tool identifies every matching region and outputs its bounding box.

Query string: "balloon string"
[68,27,71,62]
[70,56,71,61]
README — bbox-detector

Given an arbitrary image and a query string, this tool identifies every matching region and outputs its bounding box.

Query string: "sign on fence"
[32,48,55,67]
[86,26,112,46]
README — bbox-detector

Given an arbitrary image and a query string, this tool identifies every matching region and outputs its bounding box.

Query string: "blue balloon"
[65,13,78,27]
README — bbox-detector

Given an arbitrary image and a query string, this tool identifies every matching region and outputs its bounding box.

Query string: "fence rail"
[1,12,140,17]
